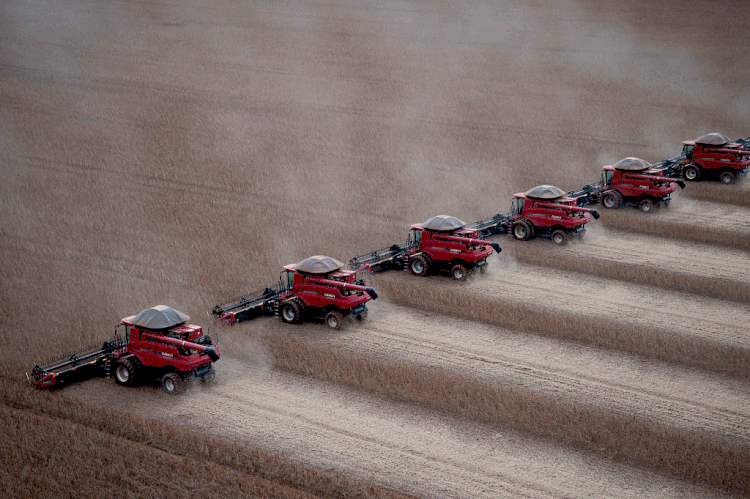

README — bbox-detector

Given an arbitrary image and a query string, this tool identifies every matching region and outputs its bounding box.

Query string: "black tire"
[639,198,655,213]
[162,372,184,395]
[601,190,623,209]
[200,372,216,384]
[719,170,736,184]
[551,229,567,246]
[451,263,468,281]
[684,164,700,181]
[280,299,304,324]
[325,310,344,330]
[409,254,429,277]
[512,220,533,241]
[355,311,368,322]
[114,357,138,387]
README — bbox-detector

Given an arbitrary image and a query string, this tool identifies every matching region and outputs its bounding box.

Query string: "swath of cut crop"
[266,332,750,495]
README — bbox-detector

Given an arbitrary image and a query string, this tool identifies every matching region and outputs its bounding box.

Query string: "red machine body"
[213,255,377,329]
[681,135,750,184]
[508,189,599,245]
[599,164,682,212]
[28,306,219,395]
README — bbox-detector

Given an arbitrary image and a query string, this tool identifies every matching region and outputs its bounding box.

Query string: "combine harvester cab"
[349,215,502,281]
[213,255,377,330]
[471,185,600,245]
[598,157,685,213]
[28,305,220,395]
[679,132,750,184]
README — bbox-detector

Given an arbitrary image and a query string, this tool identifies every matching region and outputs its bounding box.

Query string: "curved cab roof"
[694,132,730,146]
[613,157,651,172]
[422,215,466,232]
[524,185,565,200]
[131,305,190,330]
[294,255,344,274]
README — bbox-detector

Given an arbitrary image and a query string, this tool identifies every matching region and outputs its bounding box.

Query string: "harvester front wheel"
[684,164,700,181]
[114,358,138,387]
[512,220,533,241]
[451,263,468,281]
[162,372,184,395]
[409,255,430,277]
[325,310,344,330]
[356,311,368,322]
[639,198,654,213]
[719,170,736,184]
[551,229,567,246]
[602,190,622,209]
[280,299,304,324]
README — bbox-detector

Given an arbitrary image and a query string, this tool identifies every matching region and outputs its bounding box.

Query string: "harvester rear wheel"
[280,299,304,324]
[719,170,736,184]
[325,310,344,330]
[409,254,430,277]
[451,263,468,281]
[602,190,623,209]
[114,358,138,387]
[684,164,700,181]
[512,220,533,241]
[551,229,567,246]
[162,372,184,395]
[639,198,655,213]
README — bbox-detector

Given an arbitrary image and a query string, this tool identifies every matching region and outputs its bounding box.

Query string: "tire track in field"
[60,359,729,499]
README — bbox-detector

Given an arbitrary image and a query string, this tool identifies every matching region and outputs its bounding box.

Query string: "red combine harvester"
[212,255,377,329]
[28,305,220,395]
[679,133,749,183]
[468,186,600,245]
[649,133,750,184]
[567,158,685,213]
[348,215,502,279]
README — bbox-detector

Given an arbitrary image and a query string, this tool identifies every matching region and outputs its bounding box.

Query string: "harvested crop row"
[61,357,741,499]
[262,332,750,495]
[373,271,750,378]
[0,378,416,499]
[597,197,750,250]
[681,181,750,209]
[498,232,750,304]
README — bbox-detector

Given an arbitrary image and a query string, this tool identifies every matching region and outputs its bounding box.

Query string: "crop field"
[2,0,750,498]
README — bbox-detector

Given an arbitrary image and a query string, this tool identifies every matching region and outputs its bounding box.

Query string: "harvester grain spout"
[537,202,600,219]
[308,276,379,300]
[141,331,220,362]
[434,232,502,253]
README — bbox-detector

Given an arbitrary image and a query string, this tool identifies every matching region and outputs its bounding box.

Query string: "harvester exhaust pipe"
[490,242,502,253]
[365,287,378,300]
